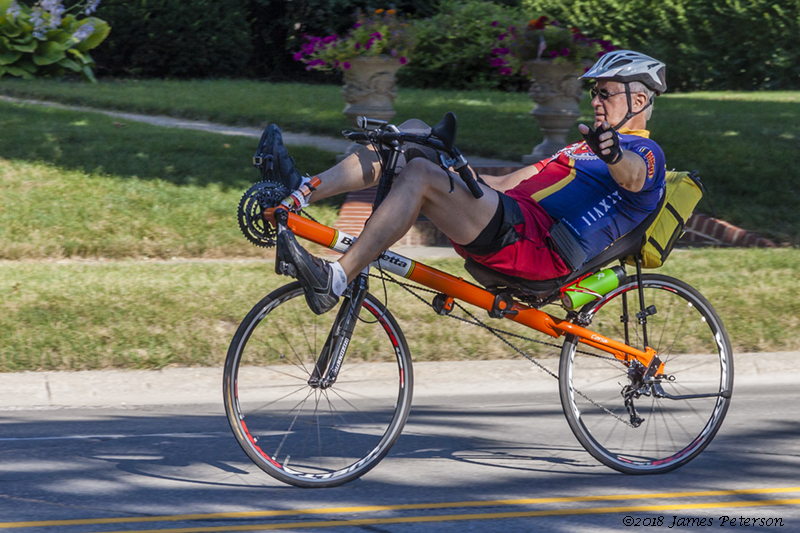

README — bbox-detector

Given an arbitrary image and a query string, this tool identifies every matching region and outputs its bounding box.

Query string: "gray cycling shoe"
[254,124,304,192]
[276,230,340,315]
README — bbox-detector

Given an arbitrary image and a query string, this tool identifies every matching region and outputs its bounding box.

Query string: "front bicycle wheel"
[559,274,733,474]
[223,282,413,488]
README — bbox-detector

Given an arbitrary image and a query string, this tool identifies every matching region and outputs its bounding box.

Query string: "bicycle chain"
[368,270,634,427]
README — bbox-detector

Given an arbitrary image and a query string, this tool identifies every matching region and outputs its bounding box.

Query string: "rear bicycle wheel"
[223,282,413,488]
[559,274,733,474]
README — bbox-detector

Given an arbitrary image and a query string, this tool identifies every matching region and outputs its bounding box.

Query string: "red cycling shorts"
[450,192,570,281]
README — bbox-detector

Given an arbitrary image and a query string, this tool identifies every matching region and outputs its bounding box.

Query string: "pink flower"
[343,62,351,70]
[399,57,408,65]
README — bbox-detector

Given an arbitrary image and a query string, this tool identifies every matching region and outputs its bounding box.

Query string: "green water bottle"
[560,266,627,310]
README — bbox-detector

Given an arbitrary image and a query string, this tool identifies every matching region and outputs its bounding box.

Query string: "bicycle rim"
[223,282,413,488]
[559,274,733,474]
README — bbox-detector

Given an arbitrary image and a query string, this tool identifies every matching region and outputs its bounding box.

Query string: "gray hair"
[628,81,655,120]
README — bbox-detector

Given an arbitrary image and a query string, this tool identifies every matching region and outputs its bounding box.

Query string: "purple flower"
[365,40,373,50]
[334,60,340,67]
[323,35,337,44]
[399,57,408,65]
[370,32,383,40]
[355,42,361,50]
[491,20,498,27]
[561,47,569,56]
[497,33,506,41]
[390,48,397,56]
[550,50,559,58]
[293,52,304,61]
[490,58,506,67]
[501,67,513,76]
[354,22,362,29]
[597,51,605,57]
[343,62,351,70]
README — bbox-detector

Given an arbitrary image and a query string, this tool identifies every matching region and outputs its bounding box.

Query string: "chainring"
[237,181,291,248]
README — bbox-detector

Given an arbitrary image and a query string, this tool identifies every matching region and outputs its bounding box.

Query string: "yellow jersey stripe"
[532,163,576,203]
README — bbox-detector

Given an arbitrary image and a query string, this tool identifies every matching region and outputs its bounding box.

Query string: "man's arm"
[579,122,647,193]
[607,150,647,193]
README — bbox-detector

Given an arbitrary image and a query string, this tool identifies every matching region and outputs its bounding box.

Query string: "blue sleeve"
[625,137,666,193]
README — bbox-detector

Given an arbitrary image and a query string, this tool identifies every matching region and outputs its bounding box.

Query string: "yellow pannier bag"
[627,171,703,269]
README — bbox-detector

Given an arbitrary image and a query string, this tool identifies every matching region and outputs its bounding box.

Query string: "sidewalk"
[0,352,794,408]
[0,96,518,168]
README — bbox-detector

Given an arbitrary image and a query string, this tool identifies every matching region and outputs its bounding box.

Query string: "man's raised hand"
[579,122,623,165]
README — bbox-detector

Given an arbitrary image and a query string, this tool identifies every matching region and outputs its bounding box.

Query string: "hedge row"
[523,0,800,91]
[91,0,800,91]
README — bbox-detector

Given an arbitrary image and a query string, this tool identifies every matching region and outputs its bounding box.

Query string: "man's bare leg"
[337,158,499,281]
[280,152,498,314]
[309,148,383,201]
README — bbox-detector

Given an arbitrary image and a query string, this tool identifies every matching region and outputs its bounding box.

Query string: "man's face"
[589,80,630,129]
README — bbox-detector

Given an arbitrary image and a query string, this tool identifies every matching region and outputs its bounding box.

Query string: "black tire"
[559,274,733,474]
[223,282,413,488]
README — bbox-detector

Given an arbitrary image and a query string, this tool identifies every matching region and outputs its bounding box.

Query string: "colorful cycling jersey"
[504,129,666,263]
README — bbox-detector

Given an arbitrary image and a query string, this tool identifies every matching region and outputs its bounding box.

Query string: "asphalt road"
[0,355,798,533]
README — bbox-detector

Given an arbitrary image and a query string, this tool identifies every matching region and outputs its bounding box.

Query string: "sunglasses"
[590,87,626,100]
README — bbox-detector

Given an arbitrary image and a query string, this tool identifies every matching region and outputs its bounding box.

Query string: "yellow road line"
[81,498,800,533]
[2,487,799,529]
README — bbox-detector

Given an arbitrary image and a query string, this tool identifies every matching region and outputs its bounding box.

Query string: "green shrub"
[397,0,529,90]
[246,0,439,81]
[521,0,800,91]
[0,0,109,81]
[91,0,252,78]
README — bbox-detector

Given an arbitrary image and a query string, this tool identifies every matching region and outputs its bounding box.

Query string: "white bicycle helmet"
[581,50,666,95]
[580,50,666,129]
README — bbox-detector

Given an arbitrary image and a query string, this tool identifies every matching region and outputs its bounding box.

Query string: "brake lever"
[438,153,456,193]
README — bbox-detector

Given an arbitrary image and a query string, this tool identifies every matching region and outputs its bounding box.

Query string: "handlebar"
[342,125,484,199]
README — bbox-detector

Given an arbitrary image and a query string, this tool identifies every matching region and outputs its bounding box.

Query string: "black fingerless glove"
[582,124,623,165]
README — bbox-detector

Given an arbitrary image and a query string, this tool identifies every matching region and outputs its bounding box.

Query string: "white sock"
[329,261,348,296]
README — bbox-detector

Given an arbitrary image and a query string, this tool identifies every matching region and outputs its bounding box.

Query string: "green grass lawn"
[0,101,339,259]
[0,249,796,371]
[1,79,797,242]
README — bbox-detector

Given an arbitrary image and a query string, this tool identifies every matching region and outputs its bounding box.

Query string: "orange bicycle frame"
[267,202,660,372]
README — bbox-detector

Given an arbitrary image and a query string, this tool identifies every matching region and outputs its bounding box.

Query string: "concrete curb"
[0,353,794,409]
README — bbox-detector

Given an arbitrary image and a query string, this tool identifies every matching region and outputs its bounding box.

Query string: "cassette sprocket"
[237,181,291,248]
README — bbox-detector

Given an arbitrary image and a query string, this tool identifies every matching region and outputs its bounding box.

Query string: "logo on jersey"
[563,141,599,161]
[637,146,656,180]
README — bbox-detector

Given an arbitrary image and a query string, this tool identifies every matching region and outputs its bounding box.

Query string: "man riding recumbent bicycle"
[225,50,733,488]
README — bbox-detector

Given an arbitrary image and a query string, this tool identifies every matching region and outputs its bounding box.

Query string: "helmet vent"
[608,59,633,69]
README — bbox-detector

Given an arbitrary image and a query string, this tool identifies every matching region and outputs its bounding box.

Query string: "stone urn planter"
[339,56,403,160]
[522,60,584,164]
[342,55,403,125]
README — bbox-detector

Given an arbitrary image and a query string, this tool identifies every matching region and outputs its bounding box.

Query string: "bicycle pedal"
[278,261,297,278]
